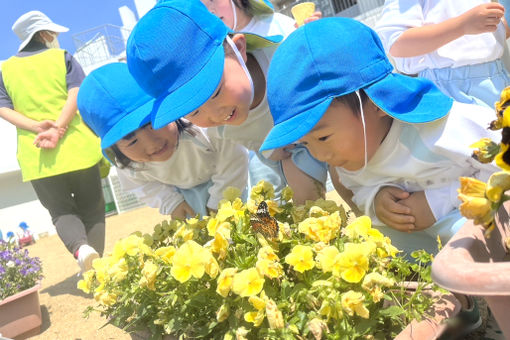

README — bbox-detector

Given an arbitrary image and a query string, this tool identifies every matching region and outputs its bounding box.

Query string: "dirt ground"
[21,192,503,340]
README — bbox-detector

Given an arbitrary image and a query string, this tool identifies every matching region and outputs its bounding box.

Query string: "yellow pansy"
[265,200,282,216]
[206,217,220,236]
[341,290,369,319]
[285,245,315,273]
[487,171,510,202]
[249,294,267,310]
[174,225,194,241]
[77,269,94,294]
[495,143,510,171]
[244,310,265,327]
[256,258,283,279]
[109,257,128,282]
[232,268,265,297]
[265,299,284,329]
[96,291,117,306]
[257,246,279,261]
[250,180,275,201]
[458,177,487,198]
[171,240,207,283]
[92,257,111,284]
[140,260,158,291]
[216,201,237,222]
[210,231,229,260]
[316,245,340,273]
[458,193,493,225]
[216,304,230,322]
[281,186,294,201]
[216,267,237,297]
[223,186,242,201]
[154,246,176,264]
[205,250,220,278]
[334,243,370,283]
[298,211,341,243]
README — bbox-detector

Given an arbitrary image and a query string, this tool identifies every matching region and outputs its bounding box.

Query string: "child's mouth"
[224,108,237,122]
[152,142,168,156]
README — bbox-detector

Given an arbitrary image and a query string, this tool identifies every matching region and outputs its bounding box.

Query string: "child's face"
[115,123,179,163]
[299,98,392,171]
[184,35,252,127]
[201,0,237,28]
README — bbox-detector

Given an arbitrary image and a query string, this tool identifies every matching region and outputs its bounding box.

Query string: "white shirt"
[375,0,507,74]
[242,12,296,38]
[336,101,500,225]
[117,126,248,215]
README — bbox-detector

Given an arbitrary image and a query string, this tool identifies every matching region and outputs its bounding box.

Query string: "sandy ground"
[20,192,503,340]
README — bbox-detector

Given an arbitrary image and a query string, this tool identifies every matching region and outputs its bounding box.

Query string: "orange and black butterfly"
[250,201,279,239]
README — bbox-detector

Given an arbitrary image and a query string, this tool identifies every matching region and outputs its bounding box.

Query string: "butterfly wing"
[250,201,279,239]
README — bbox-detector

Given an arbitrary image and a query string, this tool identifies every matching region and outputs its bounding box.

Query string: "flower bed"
[79,182,443,339]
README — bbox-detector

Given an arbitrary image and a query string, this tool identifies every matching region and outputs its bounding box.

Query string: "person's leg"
[70,164,106,256]
[31,173,88,255]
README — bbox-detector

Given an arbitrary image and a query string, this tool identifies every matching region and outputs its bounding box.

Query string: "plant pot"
[431,201,510,339]
[0,284,42,339]
[394,281,461,340]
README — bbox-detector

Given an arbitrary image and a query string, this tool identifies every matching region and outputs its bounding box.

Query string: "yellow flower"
[232,268,265,297]
[257,246,279,261]
[171,240,207,283]
[174,225,194,241]
[495,143,510,171]
[250,180,275,201]
[256,258,283,279]
[109,257,128,282]
[265,200,282,216]
[470,138,500,164]
[341,290,369,319]
[316,245,340,273]
[140,260,158,290]
[244,310,265,327]
[249,294,267,310]
[216,304,230,322]
[154,246,176,264]
[223,186,242,201]
[77,269,94,294]
[210,231,229,260]
[216,267,237,297]
[265,299,284,329]
[362,272,394,302]
[96,291,117,306]
[458,177,487,198]
[298,211,342,243]
[216,201,237,222]
[92,257,111,284]
[334,243,370,283]
[458,193,494,226]
[285,245,315,273]
[281,186,294,201]
[487,171,510,202]
[205,250,220,279]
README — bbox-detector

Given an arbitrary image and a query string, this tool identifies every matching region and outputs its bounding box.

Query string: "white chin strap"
[230,0,238,30]
[226,35,254,107]
[356,90,368,173]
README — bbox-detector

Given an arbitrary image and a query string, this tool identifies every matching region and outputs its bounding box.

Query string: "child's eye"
[318,135,331,142]
[212,83,222,99]
[187,110,199,118]
[127,139,138,147]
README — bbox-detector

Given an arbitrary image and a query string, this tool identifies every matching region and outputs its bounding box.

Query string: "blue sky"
[0,0,138,60]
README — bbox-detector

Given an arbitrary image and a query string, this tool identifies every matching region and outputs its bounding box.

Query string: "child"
[78,63,249,219]
[201,0,320,36]
[259,17,500,257]
[126,0,328,204]
[375,0,510,109]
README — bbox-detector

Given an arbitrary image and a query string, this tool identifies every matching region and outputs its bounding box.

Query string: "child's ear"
[231,34,248,62]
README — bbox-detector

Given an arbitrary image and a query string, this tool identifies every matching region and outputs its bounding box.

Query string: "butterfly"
[250,201,279,240]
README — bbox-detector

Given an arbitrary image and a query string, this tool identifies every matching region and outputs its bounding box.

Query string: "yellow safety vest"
[2,49,101,181]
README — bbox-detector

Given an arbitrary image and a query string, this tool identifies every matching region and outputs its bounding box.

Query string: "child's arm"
[171,201,196,220]
[377,1,504,58]
[398,191,436,230]
[116,169,189,216]
[207,136,249,211]
[373,186,416,231]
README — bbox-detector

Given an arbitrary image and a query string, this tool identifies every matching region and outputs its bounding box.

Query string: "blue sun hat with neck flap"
[127,0,282,129]
[259,17,453,152]
[77,63,154,154]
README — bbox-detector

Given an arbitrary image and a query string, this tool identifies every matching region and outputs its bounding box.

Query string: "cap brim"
[260,97,333,151]
[250,0,275,14]
[150,42,225,129]
[243,32,282,51]
[101,97,154,149]
[18,23,69,51]
[365,72,452,123]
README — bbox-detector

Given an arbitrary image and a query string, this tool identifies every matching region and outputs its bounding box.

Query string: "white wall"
[0,200,55,241]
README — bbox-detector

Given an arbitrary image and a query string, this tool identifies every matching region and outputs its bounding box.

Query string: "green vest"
[2,49,101,181]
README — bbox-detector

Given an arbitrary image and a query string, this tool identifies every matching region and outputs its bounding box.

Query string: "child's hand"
[34,120,57,133]
[460,3,504,35]
[171,201,196,220]
[374,186,415,232]
[303,11,322,25]
[33,127,61,149]
[399,191,436,231]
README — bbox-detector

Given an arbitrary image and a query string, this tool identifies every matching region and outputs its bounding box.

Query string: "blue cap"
[260,18,453,151]
[248,0,274,15]
[126,0,282,129]
[77,63,154,151]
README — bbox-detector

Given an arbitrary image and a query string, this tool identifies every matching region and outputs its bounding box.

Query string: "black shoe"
[438,297,482,340]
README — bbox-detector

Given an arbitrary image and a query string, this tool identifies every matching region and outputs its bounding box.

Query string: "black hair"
[105,119,193,169]
[332,89,369,116]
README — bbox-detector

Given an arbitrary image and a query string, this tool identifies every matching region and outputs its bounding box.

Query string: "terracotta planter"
[431,201,510,339]
[0,284,42,339]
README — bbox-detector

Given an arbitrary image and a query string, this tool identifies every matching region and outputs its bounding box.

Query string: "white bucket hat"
[12,11,69,52]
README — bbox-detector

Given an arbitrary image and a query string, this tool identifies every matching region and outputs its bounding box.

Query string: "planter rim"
[0,283,41,306]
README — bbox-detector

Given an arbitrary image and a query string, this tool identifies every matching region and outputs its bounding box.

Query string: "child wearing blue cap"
[78,63,249,219]
[261,17,500,257]
[126,0,328,204]
[261,17,500,335]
